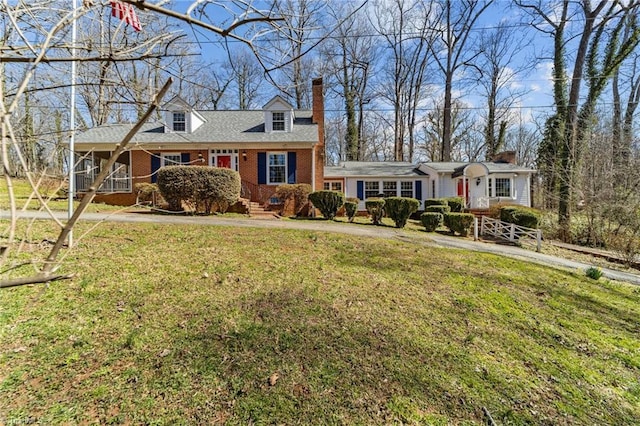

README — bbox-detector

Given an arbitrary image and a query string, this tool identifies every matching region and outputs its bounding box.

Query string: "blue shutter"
[287,152,296,184]
[258,152,267,184]
[151,154,161,183]
[357,180,364,200]
[181,153,190,164]
[415,180,422,201]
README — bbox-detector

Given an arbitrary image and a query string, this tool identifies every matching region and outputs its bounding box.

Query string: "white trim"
[267,152,288,185]
[161,152,182,166]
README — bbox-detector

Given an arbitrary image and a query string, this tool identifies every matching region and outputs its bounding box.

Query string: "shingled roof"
[75,110,319,146]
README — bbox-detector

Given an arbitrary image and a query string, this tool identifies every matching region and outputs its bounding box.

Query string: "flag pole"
[68,0,77,247]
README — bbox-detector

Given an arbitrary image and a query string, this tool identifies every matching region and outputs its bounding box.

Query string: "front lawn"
[1,222,639,424]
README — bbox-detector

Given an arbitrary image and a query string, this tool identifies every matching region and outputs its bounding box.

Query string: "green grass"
[1,220,639,424]
[0,178,142,212]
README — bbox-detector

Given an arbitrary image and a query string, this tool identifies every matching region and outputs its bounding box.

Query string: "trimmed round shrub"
[275,183,312,217]
[365,198,385,225]
[157,166,240,214]
[384,197,420,228]
[443,212,475,236]
[425,204,451,215]
[444,197,465,212]
[500,206,541,229]
[344,201,358,222]
[421,212,443,232]
[424,198,447,208]
[309,190,345,220]
[135,182,159,204]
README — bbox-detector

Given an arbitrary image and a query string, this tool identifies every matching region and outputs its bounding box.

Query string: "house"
[418,152,535,209]
[324,162,429,211]
[73,78,325,206]
[324,152,535,210]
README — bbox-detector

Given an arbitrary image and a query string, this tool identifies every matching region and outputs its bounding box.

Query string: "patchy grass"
[1,221,639,424]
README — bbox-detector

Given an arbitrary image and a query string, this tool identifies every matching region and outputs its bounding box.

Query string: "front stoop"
[238,198,280,219]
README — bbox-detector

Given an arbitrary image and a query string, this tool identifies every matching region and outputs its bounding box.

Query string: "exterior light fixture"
[242,150,248,161]
[198,152,205,163]
[476,177,481,186]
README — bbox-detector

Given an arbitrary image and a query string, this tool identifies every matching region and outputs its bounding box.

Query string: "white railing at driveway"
[479,216,542,252]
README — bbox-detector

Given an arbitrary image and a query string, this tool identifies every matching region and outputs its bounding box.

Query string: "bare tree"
[477,20,531,160]
[612,11,640,186]
[323,3,377,161]
[429,0,493,162]
[420,98,476,161]
[519,0,640,241]
[374,0,436,161]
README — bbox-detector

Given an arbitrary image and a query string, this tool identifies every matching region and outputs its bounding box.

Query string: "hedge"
[500,206,540,229]
[384,197,420,228]
[425,204,451,215]
[157,166,240,214]
[424,198,447,208]
[444,212,475,236]
[444,197,465,212]
[421,212,443,232]
[275,183,312,217]
[309,190,345,220]
[344,201,358,222]
[365,198,385,225]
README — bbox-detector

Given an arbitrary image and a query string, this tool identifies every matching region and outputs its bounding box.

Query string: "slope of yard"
[1,222,639,424]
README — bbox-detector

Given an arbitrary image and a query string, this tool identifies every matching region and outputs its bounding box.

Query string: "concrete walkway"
[3,209,639,286]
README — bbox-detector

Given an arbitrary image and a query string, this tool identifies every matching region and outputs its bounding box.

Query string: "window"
[494,178,511,197]
[364,181,380,199]
[401,181,414,198]
[383,181,397,197]
[162,153,181,166]
[272,112,285,131]
[490,177,511,197]
[268,153,287,184]
[324,181,342,192]
[173,112,186,132]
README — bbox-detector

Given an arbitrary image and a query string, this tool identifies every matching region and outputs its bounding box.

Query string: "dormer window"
[173,112,186,132]
[272,112,285,131]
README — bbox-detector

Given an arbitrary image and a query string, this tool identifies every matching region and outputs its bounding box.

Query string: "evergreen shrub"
[421,212,443,232]
[384,197,420,228]
[308,190,345,220]
[425,205,451,215]
[365,198,386,225]
[157,166,240,214]
[444,212,475,236]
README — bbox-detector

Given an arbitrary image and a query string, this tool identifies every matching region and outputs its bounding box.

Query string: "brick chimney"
[312,77,325,190]
[492,150,517,164]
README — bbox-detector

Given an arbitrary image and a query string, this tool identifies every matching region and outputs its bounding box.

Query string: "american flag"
[111,1,141,32]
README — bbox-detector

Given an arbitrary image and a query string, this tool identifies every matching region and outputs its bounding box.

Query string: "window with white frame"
[383,181,397,197]
[272,112,285,131]
[495,178,511,197]
[489,177,512,197]
[401,181,414,198]
[172,112,186,132]
[268,152,287,184]
[323,181,343,191]
[364,181,380,198]
[161,153,182,166]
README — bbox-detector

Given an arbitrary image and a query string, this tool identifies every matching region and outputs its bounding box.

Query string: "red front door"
[217,155,231,169]
[457,179,469,203]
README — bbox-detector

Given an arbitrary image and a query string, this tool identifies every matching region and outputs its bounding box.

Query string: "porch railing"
[76,173,131,193]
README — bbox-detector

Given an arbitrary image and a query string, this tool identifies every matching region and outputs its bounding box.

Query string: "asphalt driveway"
[3,209,639,286]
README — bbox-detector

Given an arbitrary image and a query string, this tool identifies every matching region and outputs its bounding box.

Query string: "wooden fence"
[478,216,542,252]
